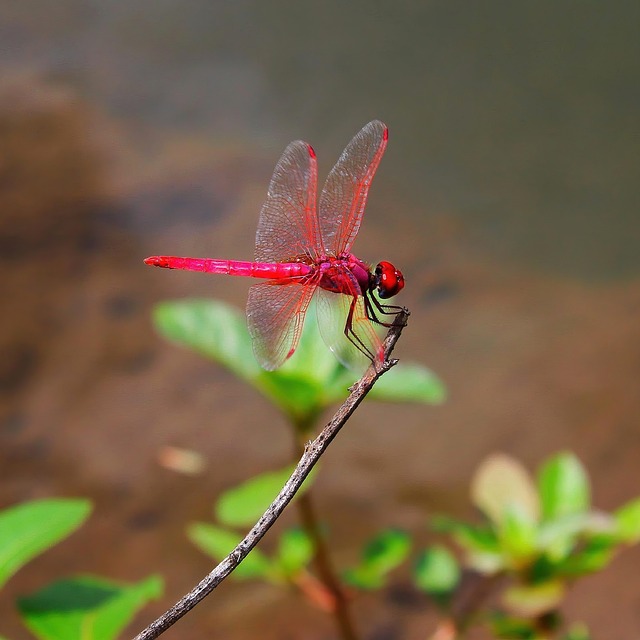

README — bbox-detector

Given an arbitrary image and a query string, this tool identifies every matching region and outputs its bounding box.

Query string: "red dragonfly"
[145,120,404,371]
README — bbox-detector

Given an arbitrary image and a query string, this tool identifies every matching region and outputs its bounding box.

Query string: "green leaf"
[538,452,590,521]
[153,299,444,425]
[344,529,411,590]
[215,465,315,528]
[186,523,271,580]
[489,612,538,639]
[498,504,538,565]
[432,516,500,553]
[275,528,314,577]
[538,512,616,560]
[615,497,640,543]
[555,535,616,576]
[0,499,92,589]
[17,574,162,640]
[343,565,385,590]
[154,299,341,422]
[466,551,506,575]
[431,516,504,575]
[471,454,539,525]
[255,372,328,426]
[154,299,261,381]
[361,529,411,573]
[414,546,460,595]
[502,580,565,617]
[368,363,446,404]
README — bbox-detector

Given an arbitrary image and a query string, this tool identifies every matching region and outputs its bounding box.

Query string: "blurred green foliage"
[419,452,640,639]
[0,499,162,640]
[187,464,314,584]
[18,575,162,640]
[153,299,445,428]
[343,529,412,590]
[0,499,91,589]
[151,298,639,638]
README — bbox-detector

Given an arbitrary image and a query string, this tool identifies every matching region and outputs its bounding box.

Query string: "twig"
[132,308,409,640]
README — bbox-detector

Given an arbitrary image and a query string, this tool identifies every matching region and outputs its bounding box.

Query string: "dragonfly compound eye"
[375,261,405,299]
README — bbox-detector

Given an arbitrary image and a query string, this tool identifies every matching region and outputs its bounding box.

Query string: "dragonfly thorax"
[315,254,371,295]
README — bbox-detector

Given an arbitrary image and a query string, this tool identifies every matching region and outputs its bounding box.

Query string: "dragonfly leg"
[344,296,377,362]
[364,291,402,328]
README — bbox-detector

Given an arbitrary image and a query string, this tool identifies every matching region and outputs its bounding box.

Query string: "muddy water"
[1,3,639,639]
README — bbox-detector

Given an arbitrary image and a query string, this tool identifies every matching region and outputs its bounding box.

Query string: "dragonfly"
[145,120,405,371]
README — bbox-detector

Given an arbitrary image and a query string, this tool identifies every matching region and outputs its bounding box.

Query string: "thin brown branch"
[132,308,409,640]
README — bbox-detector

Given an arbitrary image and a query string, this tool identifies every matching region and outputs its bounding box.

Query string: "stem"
[444,572,503,637]
[132,309,410,640]
[294,427,358,640]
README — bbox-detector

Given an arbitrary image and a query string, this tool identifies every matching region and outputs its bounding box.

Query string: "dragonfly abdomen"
[144,256,312,279]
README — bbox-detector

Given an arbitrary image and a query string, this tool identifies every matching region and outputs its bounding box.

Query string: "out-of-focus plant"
[186,465,329,604]
[0,499,162,640]
[413,451,640,639]
[153,299,445,430]
[153,298,445,638]
[151,300,639,639]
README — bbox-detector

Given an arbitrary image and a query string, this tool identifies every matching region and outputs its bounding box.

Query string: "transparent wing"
[318,120,388,257]
[315,283,384,372]
[246,279,318,370]
[255,140,323,263]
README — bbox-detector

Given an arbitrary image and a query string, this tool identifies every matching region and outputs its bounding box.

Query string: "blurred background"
[1,1,638,637]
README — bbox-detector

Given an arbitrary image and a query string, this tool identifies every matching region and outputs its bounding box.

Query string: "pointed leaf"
[18,574,162,640]
[538,452,590,521]
[361,529,412,574]
[344,529,411,590]
[414,546,460,595]
[154,299,444,423]
[431,515,504,574]
[343,565,385,590]
[489,612,538,639]
[503,580,565,617]
[615,497,640,543]
[498,504,538,565]
[432,516,501,553]
[467,551,506,574]
[275,528,314,577]
[538,512,616,560]
[154,299,343,421]
[369,363,447,405]
[0,499,92,589]
[215,465,315,528]
[472,454,539,525]
[153,299,261,382]
[555,536,616,576]
[187,522,271,580]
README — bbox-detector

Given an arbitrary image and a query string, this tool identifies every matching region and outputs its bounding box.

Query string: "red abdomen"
[144,256,312,279]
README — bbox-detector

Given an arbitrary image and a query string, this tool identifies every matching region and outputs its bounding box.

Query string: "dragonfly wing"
[318,120,388,257]
[247,279,318,370]
[255,140,323,263]
[315,285,384,372]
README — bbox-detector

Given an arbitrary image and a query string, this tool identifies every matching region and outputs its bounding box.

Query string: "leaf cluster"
[420,452,640,638]
[153,299,445,428]
[0,499,162,640]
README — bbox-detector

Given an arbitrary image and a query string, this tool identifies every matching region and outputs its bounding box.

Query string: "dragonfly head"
[373,261,405,299]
